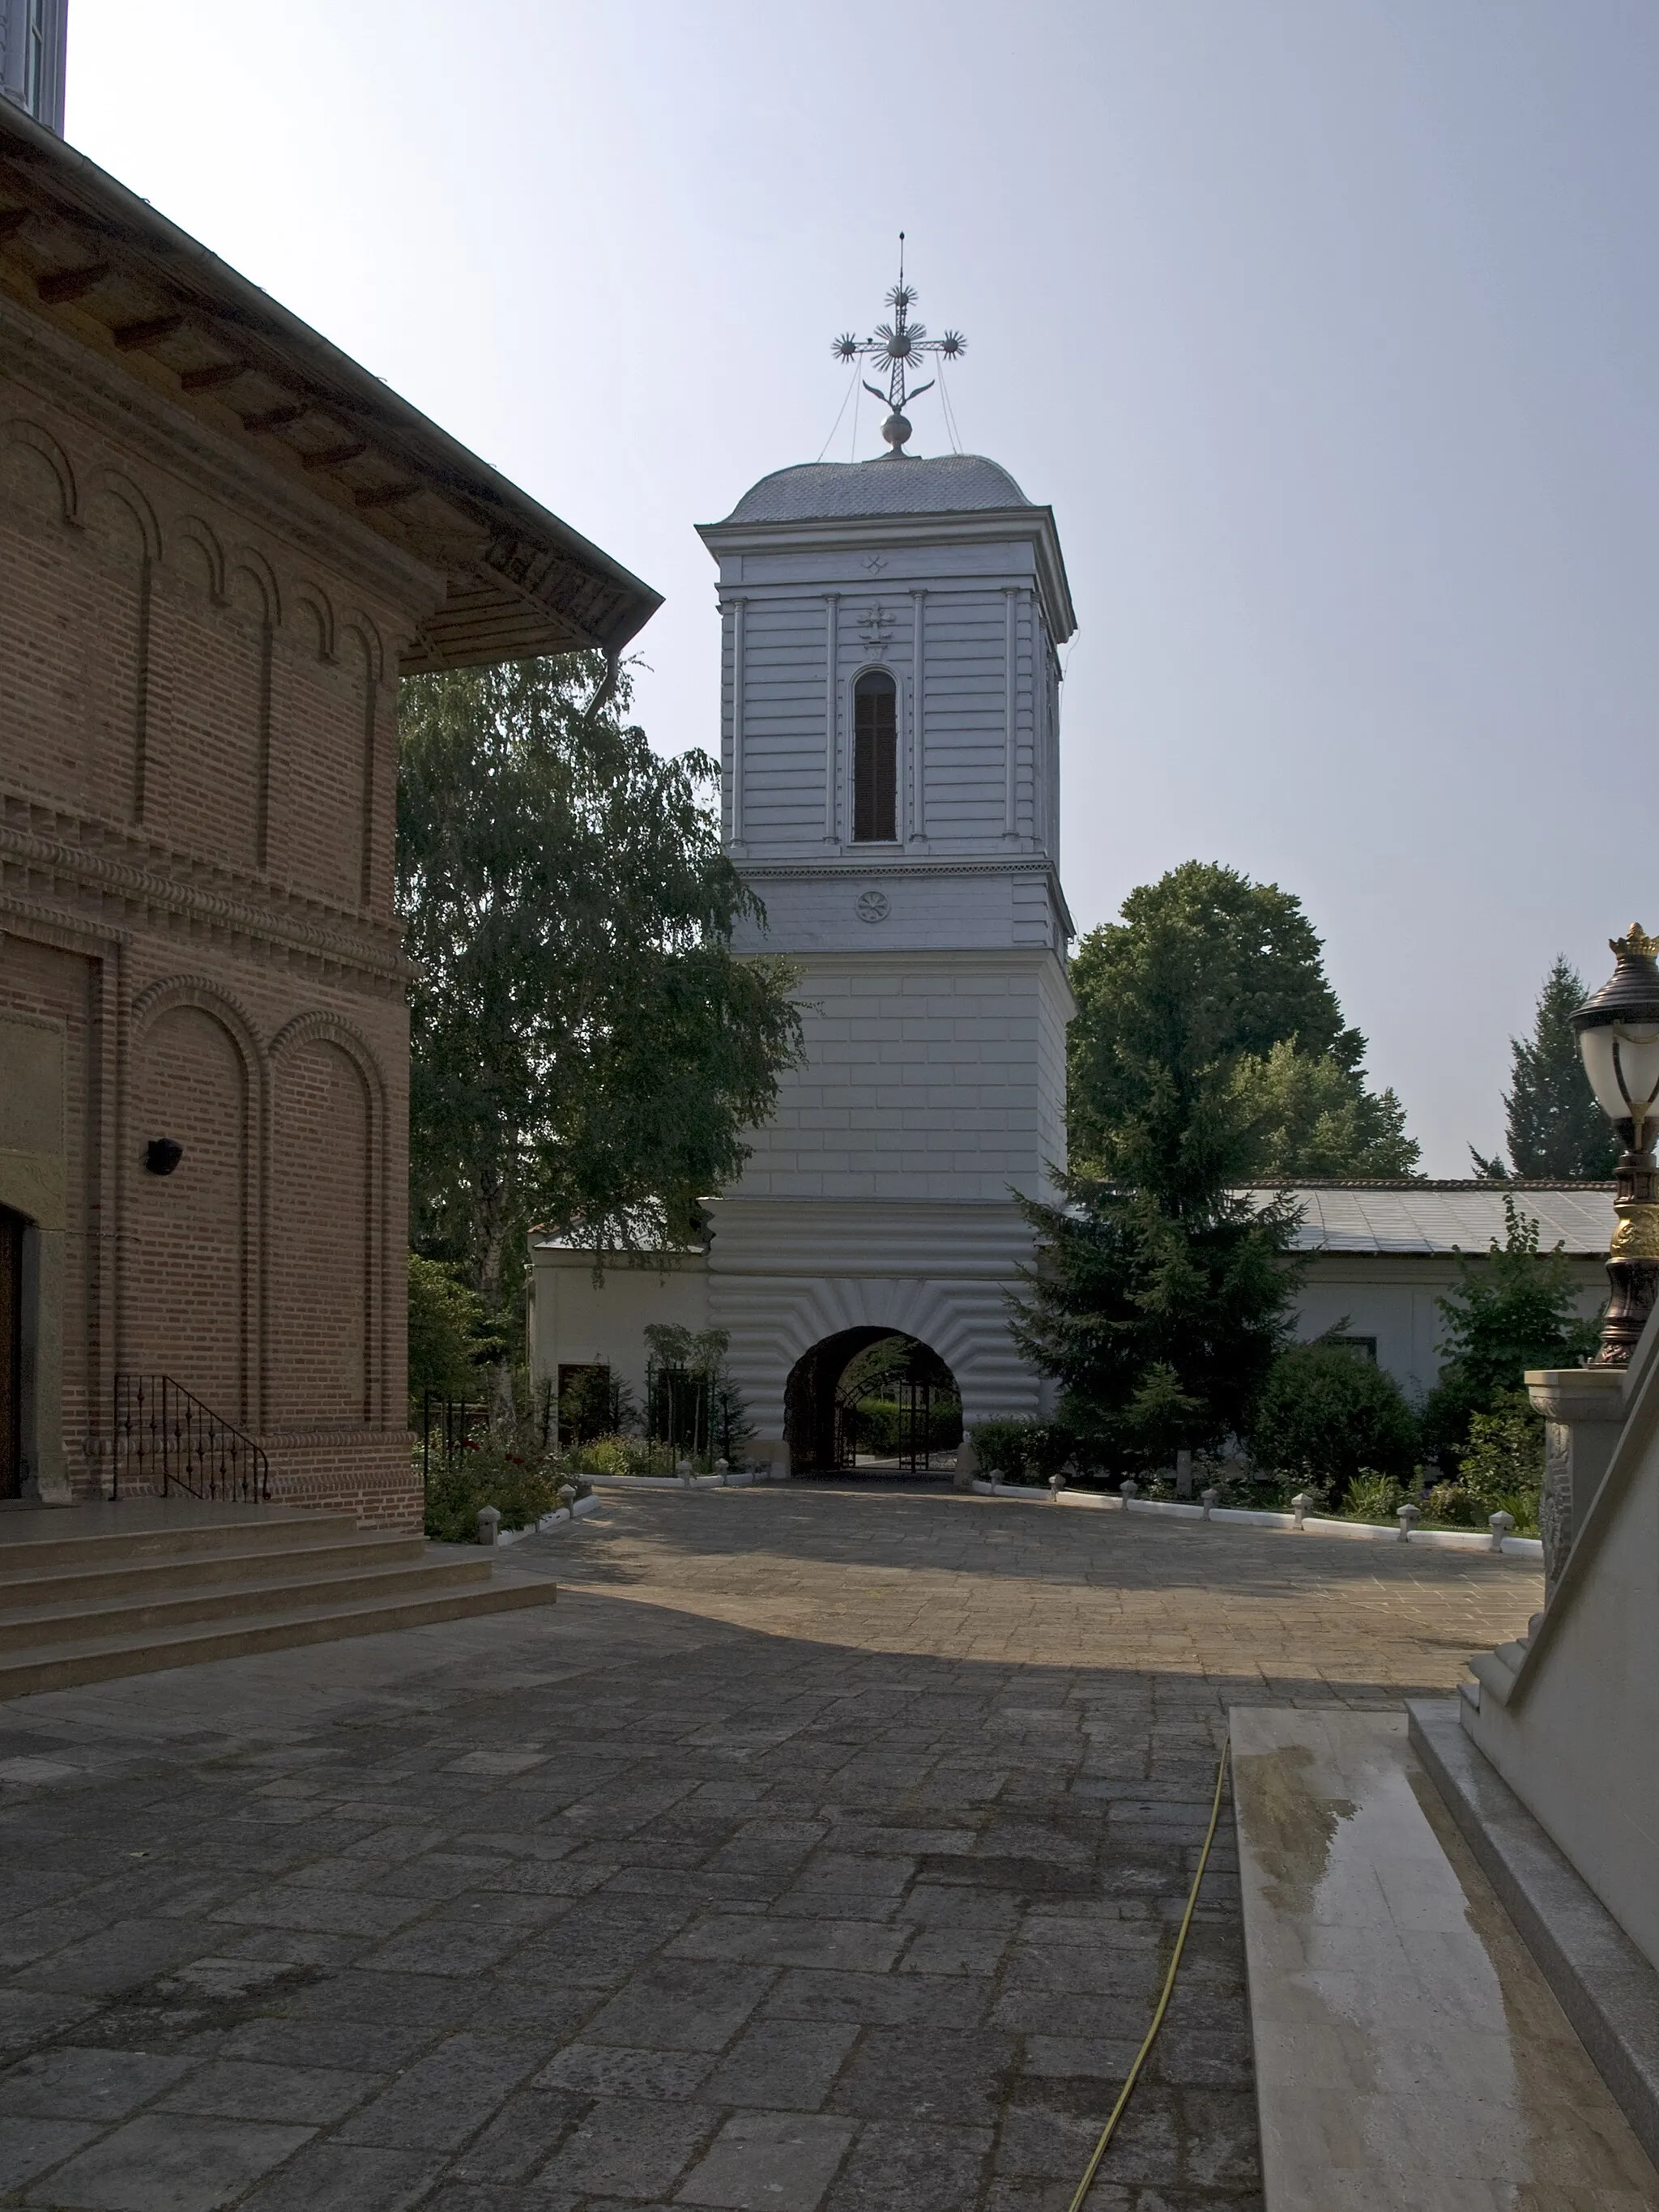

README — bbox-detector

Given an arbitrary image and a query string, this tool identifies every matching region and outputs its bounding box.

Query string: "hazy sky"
[67,2,1658,1174]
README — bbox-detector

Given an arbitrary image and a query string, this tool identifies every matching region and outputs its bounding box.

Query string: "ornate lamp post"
[1572,924,1659,1364]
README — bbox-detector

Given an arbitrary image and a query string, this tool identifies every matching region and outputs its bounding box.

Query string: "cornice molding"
[737,855,1076,942]
[739,852,1058,880]
[780,944,1071,978]
[0,885,125,958]
[698,505,1077,644]
[715,577,1035,606]
[0,813,412,983]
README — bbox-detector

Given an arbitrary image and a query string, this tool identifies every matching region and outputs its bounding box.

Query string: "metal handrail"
[111,1375,270,1502]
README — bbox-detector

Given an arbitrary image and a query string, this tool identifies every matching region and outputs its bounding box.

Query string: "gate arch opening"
[783,1328,963,1477]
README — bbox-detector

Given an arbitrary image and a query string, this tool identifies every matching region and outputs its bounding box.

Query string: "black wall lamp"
[143,1138,184,1176]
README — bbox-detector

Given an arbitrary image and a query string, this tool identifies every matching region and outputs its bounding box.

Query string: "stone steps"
[0,1511,365,1571]
[0,1507,557,1697]
[0,1532,425,1610]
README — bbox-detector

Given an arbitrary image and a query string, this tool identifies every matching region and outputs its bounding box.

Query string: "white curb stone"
[967,1477,1542,1558]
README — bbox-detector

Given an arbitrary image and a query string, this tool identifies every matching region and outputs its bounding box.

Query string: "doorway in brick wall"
[0,1205,23,1499]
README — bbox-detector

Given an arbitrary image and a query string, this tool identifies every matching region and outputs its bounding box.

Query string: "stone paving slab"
[0,1485,1542,2212]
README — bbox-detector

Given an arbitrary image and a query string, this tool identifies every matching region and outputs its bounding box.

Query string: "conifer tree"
[1013,1170,1304,1469]
[1020,925,1307,1468]
[1469,958,1617,1180]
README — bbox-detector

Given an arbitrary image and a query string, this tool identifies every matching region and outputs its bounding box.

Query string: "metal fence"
[419,1394,488,1495]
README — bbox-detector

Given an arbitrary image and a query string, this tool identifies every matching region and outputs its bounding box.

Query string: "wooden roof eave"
[0,103,660,669]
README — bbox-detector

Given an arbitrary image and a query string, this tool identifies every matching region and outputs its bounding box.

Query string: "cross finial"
[831,234,966,456]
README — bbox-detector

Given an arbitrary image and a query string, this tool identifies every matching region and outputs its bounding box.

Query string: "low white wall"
[527,1245,710,1419]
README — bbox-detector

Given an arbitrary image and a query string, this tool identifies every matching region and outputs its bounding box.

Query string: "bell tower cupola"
[697,250,1076,970]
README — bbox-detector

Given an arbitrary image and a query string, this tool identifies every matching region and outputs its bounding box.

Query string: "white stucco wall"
[1288,1254,1606,1404]
[706,518,1070,863]
[706,1196,1045,1438]
[527,1247,710,1423]
[529,1203,1047,1449]
[731,948,1070,1208]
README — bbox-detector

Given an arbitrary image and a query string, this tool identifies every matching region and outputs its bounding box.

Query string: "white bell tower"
[695,265,1079,1464]
[0,0,67,134]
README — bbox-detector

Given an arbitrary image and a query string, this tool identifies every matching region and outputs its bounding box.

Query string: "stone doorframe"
[0,1010,69,1500]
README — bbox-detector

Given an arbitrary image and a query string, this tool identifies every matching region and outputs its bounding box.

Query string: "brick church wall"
[0,309,438,1527]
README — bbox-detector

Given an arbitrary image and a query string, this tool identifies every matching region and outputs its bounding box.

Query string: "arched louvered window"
[852,671,898,842]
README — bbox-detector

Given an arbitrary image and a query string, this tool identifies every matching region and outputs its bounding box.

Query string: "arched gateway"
[784,1330,962,1477]
[529,267,1078,1468]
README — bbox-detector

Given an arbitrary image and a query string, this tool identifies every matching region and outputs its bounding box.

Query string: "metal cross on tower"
[832,235,966,456]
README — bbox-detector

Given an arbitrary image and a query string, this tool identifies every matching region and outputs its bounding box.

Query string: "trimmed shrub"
[1245,1343,1418,1494]
[1420,1399,1542,1535]
[851,1396,964,1457]
[1458,1400,1543,1510]
[970,1419,1075,1485]
[564,1432,656,1478]
[423,1438,582,1542]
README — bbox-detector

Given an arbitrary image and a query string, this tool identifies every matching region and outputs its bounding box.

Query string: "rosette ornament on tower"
[832,235,966,455]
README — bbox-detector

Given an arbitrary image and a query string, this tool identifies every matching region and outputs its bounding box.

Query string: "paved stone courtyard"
[0,1486,1542,2212]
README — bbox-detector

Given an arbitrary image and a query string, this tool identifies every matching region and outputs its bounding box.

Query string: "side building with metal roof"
[1255,1181,1613,1404]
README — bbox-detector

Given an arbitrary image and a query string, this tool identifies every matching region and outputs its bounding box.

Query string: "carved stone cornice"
[0,811,412,984]
[0,884,125,957]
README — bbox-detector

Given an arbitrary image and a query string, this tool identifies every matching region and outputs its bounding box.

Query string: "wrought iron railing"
[112,1375,270,1502]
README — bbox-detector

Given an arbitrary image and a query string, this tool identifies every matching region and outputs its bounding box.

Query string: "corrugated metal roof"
[724,453,1031,524]
[1243,1183,1616,1256]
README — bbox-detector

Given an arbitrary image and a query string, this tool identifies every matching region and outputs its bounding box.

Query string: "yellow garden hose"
[1066,1741,1233,2212]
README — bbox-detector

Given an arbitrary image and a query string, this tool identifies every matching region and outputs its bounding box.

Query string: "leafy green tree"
[407,1255,488,1406]
[1068,862,1420,1181]
[1469,957,1617,1180]
[1244,1339,1418,1491]
[399,654,802,1381]
[1230,1042,1418,1178]
[1422,1198,1602,1462]
[1013,1175,1304,1470]
[642,1323,753,1463]
[1455,1405,1544,1527]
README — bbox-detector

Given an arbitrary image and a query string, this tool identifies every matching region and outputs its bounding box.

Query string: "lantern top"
[1572,925,1659,1034]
